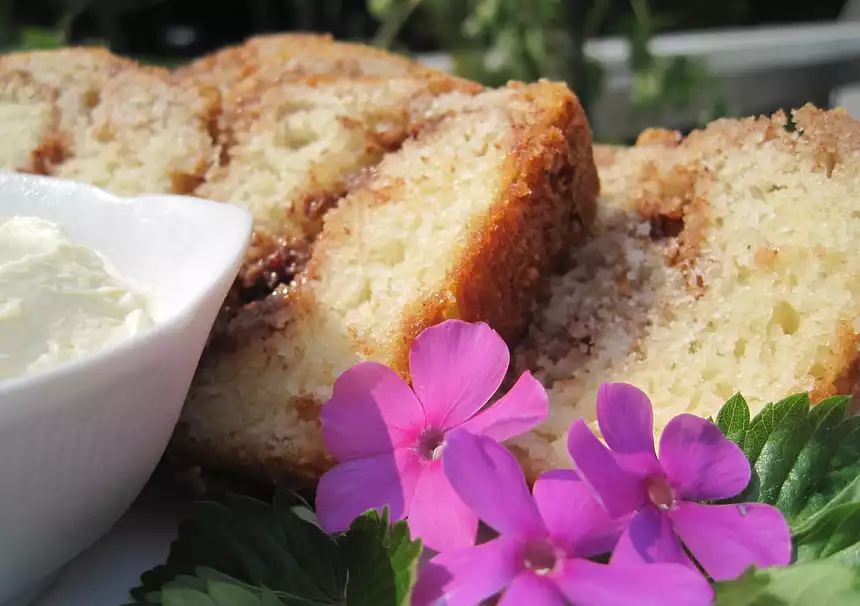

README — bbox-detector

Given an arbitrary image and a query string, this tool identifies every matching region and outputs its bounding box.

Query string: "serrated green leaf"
[712,561,860,605]
[809,396,852,426]
[143,568,339,606]
[339,508,422,606]
[130,492,424,606]
[797,416,860,520]
[715,390,860,571]
[794,477,860,535]
[131,489,346,603]
[716,393,750,449]
[774,397,849,519]
[794,503,860,567]
[743,393,810,466]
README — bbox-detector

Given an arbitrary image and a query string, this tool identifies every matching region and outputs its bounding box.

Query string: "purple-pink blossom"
[567,382,793,581]
[413,429,714,606]
[315,319,549,551]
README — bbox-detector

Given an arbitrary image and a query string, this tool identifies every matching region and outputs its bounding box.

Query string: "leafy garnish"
[714,392,860,570]
[715,394,859,518]
[129,489,421,606]
[715,392,750,448]
[132,568,314,606]
[792,476,860,567]
[712,561,860,605]
[339,508,422,606]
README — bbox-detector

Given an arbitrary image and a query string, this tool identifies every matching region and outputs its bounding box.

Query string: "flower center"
[646,475,677,510]
[523,540,561,576]
[417,428,445,461]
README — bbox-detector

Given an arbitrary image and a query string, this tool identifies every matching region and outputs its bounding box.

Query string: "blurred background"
[2,0,859,141]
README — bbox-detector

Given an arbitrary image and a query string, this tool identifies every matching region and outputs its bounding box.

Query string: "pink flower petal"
[597,383,657,458]
[532,470,628,559]
[566,420,646,519]
[315,449,424,533]
[670,501,792,581]
[409,320,509,430]
[554,560,714,606]
[498,572,567,606]
[457,371,548,441]
[442,429,546,541]
[322,362,425,461]
[412,537,522,606]
[659,413,751,501]
[407,459,478,552]
[610,505,694,570]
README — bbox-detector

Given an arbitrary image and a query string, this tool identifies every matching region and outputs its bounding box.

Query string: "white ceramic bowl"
[0,172,252,604]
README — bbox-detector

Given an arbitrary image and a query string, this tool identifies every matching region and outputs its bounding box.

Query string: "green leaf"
[714,391,860,570]
[712,561,860,605]
[796,415,860,521]
[140,568,324,606]
[716,393,750,449]
[743,393,810,467]
[131,490,346,603]
[719,393,857,519]
[794,502,860,567]
[130,493,423,606]
[774,398,850,519]
[339,508,423,606]
[790,476,860,568]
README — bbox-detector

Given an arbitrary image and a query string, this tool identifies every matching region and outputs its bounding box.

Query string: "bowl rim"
[0,172,253,397]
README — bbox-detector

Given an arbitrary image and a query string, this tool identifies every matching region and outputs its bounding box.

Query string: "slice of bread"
[177,81,599,483]
[0,47,218,195]
[511,106,860,479]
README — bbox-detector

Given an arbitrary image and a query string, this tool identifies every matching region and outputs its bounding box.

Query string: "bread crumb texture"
[511,107,860,479]
[0,47,218,195]
[197,75,474,244]
[180,80,598,483]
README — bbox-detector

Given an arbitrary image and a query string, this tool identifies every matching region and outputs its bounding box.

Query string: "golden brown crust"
[395,83,598,373]
[176,32,478,94]
[811,322,860,403]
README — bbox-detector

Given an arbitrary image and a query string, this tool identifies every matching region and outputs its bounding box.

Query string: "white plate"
[33,482,192,606]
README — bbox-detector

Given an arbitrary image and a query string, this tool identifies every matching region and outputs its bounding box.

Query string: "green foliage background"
[0,0,848,137]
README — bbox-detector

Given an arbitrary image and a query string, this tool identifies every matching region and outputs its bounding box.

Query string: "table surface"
[33,484,191,606]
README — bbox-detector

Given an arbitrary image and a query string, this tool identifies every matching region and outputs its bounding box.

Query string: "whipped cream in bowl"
[0,216,156,382]
[0,172,252,606]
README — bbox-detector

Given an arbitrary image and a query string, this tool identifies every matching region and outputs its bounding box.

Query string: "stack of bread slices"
[2,35,856,485]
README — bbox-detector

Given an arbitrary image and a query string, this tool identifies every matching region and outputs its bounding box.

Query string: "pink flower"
[315,320,548,551]
[413,430,714,606]
[567,382,793,581]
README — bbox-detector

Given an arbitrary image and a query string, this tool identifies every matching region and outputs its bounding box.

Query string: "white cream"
[0,216,154,381]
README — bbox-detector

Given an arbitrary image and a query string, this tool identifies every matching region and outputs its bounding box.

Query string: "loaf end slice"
[0,48,219,195]
[513,106,860,479]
